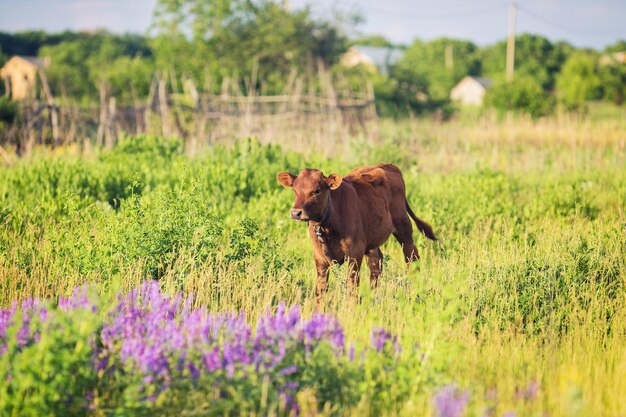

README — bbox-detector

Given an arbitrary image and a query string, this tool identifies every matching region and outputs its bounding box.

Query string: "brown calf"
[276,163,436,307]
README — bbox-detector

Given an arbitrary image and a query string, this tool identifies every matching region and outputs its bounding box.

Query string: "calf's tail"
[405,200,437,241]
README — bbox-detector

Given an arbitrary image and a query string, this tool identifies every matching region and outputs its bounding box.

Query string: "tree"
[599,62,626,106]
[479,34,573,90]
[599,40,626,105]
[150,0,349,94]
[0,45,4,96]
[103,56,155,102]
[0,30,83,57]
[484,76,554,118]
[333,59,432,118]
[39,39,95,99]
[39,32,153,102]
[352,35,393,47]
[394,37,480,101]
[604,40,626,53]
[556,51,601,111]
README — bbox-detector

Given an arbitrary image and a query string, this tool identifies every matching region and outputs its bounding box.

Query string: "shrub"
[483,76,554,118]
[556,51,601,112]
[0,283,435,416]
[0,96,18,128]
[0,289,99,416]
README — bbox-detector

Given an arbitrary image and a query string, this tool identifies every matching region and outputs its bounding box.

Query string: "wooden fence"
[1,69,378,156]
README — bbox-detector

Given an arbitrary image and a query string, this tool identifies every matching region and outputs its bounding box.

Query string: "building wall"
[0,57,39,100]
[450,78,486,106]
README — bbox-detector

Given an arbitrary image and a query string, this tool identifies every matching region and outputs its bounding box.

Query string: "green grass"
[0,115,625,416]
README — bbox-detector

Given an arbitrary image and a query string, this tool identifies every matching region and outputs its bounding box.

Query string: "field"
[1,113,625,416]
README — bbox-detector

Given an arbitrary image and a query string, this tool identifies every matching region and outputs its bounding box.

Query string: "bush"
[472,226,625,335]
[0,96,18,128]
[483,76,554,118]
[0,289,99,416]
[0,283,434,416]
[556,51,601,112]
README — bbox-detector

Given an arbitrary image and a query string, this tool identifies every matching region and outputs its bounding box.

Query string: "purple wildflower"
[370,327,401,353]
[0,308,14,340]
[300,311,345,353]
[2,280,409,416]
[59,286,96,312]
[39,307,49,322]
[278,365,297,376]
[85,391,96,411]
[188,362,200,380]
[434,384,470,417]
[203,347,221,372]
[16,323,30,347]
[515,380,539,402]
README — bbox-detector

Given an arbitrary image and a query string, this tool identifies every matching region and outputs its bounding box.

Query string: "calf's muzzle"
[290,209,303,220]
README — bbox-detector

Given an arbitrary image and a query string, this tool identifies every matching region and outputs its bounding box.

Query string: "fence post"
[105,96,116,149]
[158,72,173,137]
[96,82,107,147]
[38,69,60,148]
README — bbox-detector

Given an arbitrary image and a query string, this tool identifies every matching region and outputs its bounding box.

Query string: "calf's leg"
[366,248,383,289]
[346,254,363,298]
[392,213,420,263]
[314,257,330,310]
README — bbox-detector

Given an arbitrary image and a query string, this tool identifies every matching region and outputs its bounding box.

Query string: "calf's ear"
[276,172,296,188]
[324,173,342,190]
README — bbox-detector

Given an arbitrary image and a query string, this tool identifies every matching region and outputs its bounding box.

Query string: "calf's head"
[276,169,342,222]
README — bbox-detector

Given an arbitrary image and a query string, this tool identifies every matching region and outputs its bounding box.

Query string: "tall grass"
[0,115,625,415]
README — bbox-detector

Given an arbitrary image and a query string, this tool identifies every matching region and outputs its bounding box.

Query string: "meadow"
[0,112,625,416]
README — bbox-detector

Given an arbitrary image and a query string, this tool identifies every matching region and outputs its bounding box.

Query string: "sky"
[0,0,624,50]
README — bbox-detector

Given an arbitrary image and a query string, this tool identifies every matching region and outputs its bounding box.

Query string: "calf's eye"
[313,188,321,195]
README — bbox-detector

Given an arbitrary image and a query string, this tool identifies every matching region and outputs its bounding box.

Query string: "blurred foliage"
[0,14,624,115]
[556,51,601,112]
[0,30,84,57]
[352,34,394,48]
[479,33,574,90]
[0,304,100,416]
[0,97,18,127]
[38,33,153,102]
[150,0,349,94]
[395,38,481,102]
[484,76,554,118]
[598,41,626,106]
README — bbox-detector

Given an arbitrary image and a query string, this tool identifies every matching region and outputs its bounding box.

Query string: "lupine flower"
[0,308,14,339]
[2,281,406,415]
[515,379,539,402]
[0,297,53,352]
[278,365,297,376]
[370,326,401,354]
[59,286,96,312]
[300,311,344,353]
[434,384,470,417]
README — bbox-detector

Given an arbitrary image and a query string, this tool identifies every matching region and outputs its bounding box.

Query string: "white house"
[599,51,626,66]
[450,76,492,106]
[1,55,50,100]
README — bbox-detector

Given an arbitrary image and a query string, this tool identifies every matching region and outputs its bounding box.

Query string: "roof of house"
[466,76,493,89]
[2,55,49,70]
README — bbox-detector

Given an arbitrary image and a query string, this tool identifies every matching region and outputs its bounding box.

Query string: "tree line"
[0,0,625,120]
